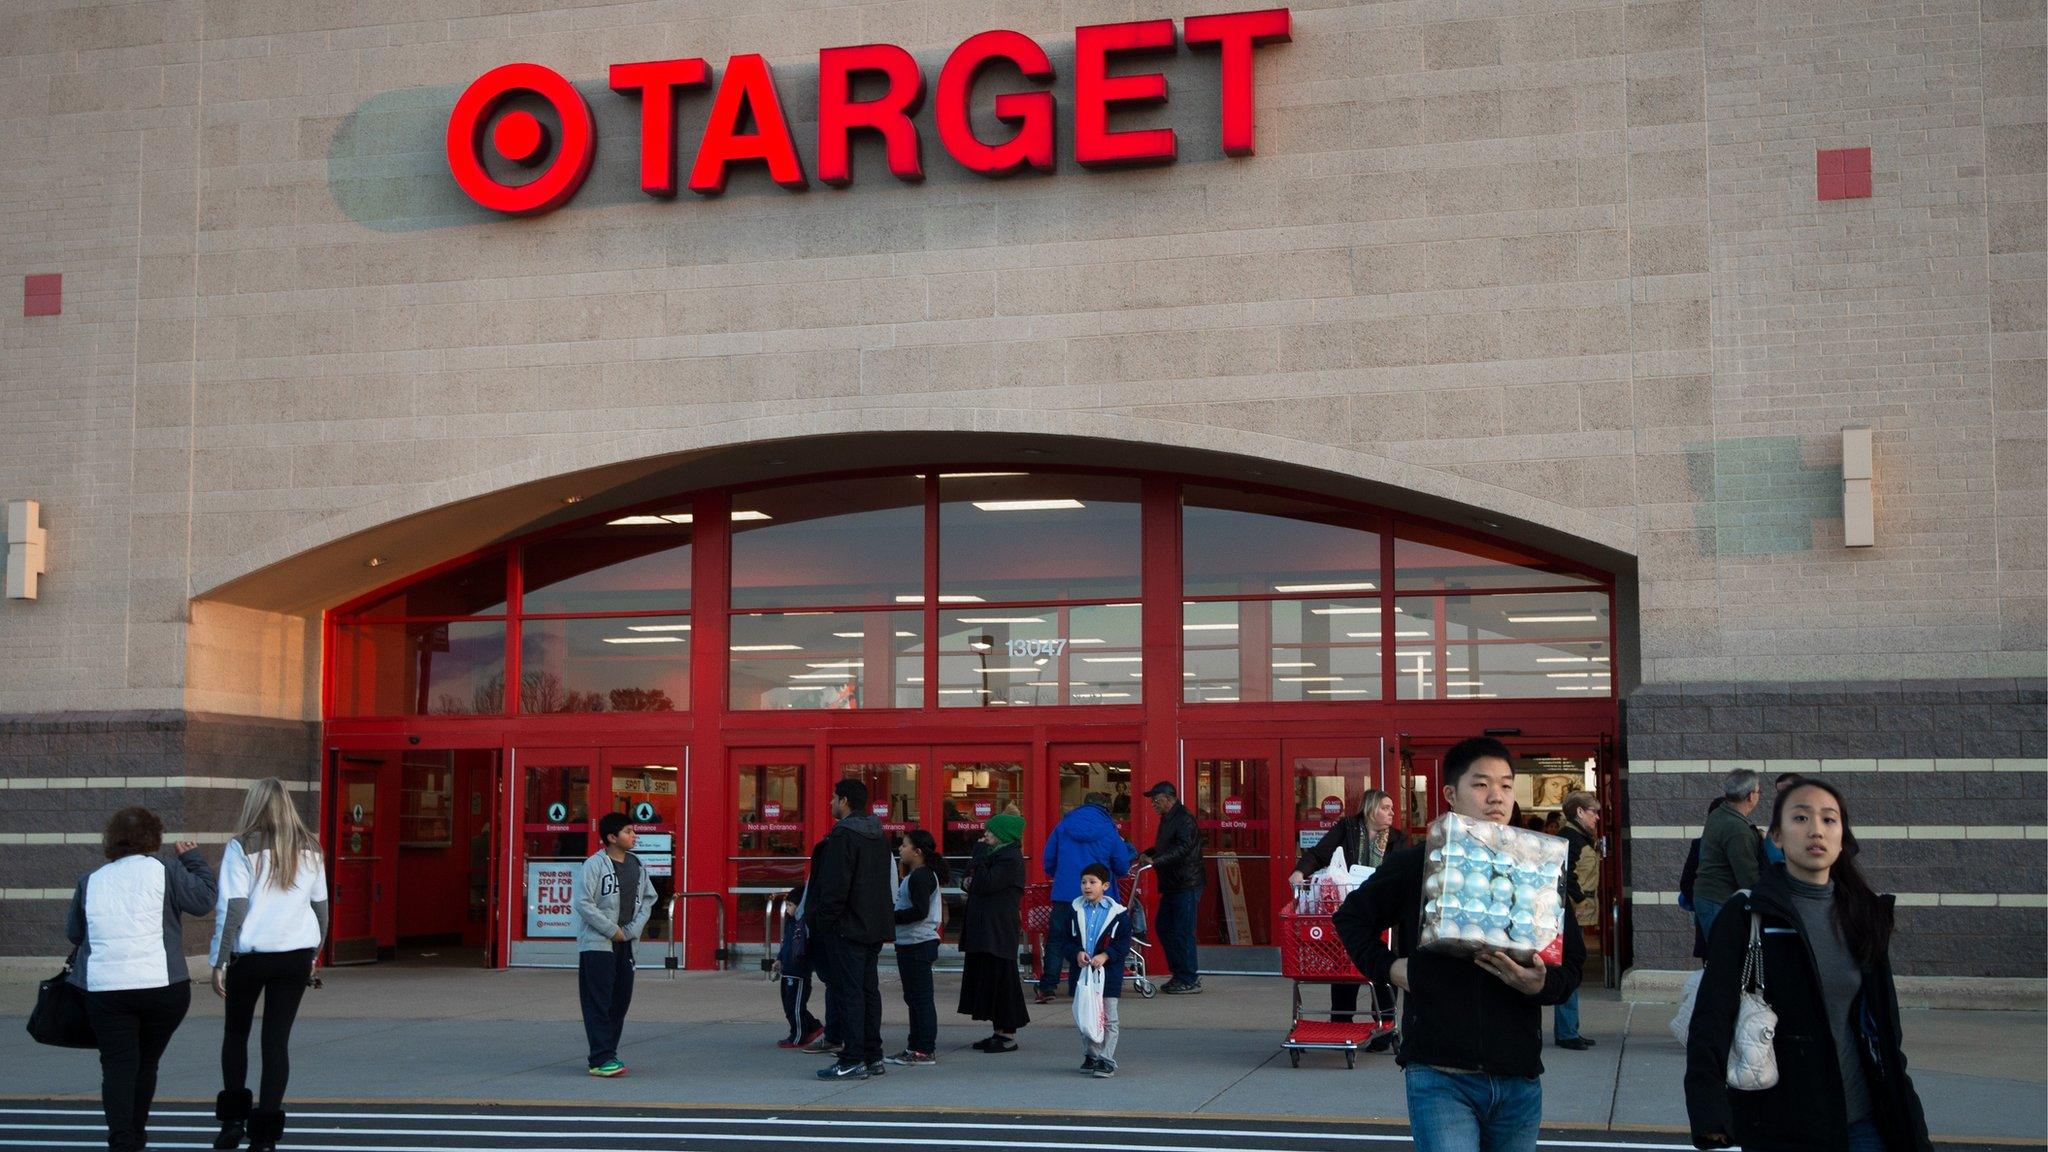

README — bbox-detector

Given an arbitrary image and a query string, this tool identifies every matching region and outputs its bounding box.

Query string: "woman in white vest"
[65,806,218,1152]
[208,778,328,1152]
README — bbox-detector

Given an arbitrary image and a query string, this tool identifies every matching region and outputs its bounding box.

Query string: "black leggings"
[222,949,314,1112]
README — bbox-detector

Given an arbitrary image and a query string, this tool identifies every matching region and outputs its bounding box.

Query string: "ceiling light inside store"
[1306,689,1376,696]
[783,685,833,691]
[1082,656,1143,664]
[1506,613,1598,623]
[832,632,864,638]
[1546,672,1592,679]
[972,499,1084,511]
[1183,623,1239,631]
[789,672,858,680]
[806,661,862,668]
[1312,606,1381,616]
[1536,657,1590,664]
[1448,691,1499,698]
[1555,685,1594,691]
[1068,638,1105,644]
[956,616,1045,624]
[1447,680,1485,688]
[601,636,685,644]
[897,595,985,603]
[1395,630,1429,638]
[626,624,691,632]
[732,644,802,652]
[1271,662,1316,668]
[978,667,1038,674]
[1278,676,1342,683]
[1274,582,1376,593]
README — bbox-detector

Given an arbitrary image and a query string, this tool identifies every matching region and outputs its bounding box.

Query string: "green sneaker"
[588,1060,627,1077]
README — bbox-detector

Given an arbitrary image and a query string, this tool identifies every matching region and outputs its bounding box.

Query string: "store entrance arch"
[317,457,1625,973]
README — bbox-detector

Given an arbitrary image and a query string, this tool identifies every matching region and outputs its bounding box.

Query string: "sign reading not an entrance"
[446,9,1291,216]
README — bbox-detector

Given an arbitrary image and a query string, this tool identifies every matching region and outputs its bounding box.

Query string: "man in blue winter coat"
[1035,792,1135,1003]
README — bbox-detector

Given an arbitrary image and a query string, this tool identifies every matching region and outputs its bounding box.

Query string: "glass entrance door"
[937,750,1026,876]
[732,750,809,944]
[517,752,594,948]
[1052,745,1136,842]
[329,751,397,965]
[836,749,922,839]
[1285,739,1384,874]
[1185,748,1274,947]
[605,753,680,942]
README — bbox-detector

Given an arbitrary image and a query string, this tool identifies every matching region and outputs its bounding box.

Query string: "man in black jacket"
[1136,782,1204,994]
[1334,737,1583,1152]
[807,778,894,1080]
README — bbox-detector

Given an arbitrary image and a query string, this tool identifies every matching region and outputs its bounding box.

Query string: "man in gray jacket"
[575,812,656,1077]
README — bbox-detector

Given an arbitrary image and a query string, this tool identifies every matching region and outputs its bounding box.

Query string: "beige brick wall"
[0,0,2042,718]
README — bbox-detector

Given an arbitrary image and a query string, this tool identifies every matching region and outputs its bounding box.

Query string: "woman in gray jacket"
[66,806,218,1152]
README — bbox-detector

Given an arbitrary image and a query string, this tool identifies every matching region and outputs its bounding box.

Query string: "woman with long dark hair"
[1685,778,1931,1152]
[885,829,949,1066]
[66,807,217,1152]
[209,778,328,1152]
[1288,788,1406,1049]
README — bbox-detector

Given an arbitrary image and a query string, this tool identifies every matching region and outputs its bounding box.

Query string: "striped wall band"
[0,832,236,846]
[1632,825,2048,840]
[1630,758,2046,774]
[1635,891,2047,909]
[0,776,316,791]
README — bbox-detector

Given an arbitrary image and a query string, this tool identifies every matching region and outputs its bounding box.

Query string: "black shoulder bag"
[27,949,95,1049]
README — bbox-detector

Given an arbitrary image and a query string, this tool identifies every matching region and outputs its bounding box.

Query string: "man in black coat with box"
[1334,737,1583,1152]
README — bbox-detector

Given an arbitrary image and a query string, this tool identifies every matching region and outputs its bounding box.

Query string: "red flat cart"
[1277,897,1391,1068]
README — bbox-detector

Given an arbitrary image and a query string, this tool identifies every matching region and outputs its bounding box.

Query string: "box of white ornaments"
[1417,812,1569,967]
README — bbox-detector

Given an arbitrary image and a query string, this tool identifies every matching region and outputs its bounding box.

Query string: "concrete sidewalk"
[3,966,2042,1141]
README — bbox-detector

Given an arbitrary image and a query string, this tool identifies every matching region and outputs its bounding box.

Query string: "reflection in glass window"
[353,556,508,618]
[522,515,690,614]
[1395,525,1600,591]
[939,603,1141,707]
[1183,600,1382,703]
[332,621,508,716]
[730,611,922,709]
[516,616,690,713]
[1183,486,1379,597]
[940,474,1141,603]
[730,477,924,608]
[1394,594,1611,699]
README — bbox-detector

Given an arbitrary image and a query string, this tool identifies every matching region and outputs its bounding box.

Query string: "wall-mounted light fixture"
[6,500,47,599]
[1842,426,1874,548]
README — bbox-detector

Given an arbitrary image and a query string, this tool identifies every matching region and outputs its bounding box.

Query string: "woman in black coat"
[1288,789,1406,1048]
[1685,779,1930,1152]
[956,813,1029,1051]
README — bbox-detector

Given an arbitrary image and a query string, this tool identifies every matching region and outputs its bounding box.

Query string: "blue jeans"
[1156,887,1201,985]
[1038,926,1076,996]
[1847,1119,1885,1152]
[1553,988,1581,1041]
[1694,897,1724,946]
[1405,1065,1543,1152]
[895,939,939,1054]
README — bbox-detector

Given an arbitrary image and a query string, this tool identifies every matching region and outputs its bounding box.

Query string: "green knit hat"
[985,812,1024,846]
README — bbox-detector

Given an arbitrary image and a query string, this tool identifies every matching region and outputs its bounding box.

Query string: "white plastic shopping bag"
[1670,968,1704,1045]
[1315,846,1357,906]
[1073,965,1107,1044]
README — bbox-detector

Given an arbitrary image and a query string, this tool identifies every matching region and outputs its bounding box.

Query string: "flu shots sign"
[526,861,578,938]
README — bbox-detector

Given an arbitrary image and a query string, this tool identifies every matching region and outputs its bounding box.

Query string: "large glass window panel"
[941,760,1024,870]
[730,611,922,710]
[522,514,691,614]
[841,761,920,835]
[939,603,1141,707]
[1058,758,1134,839]
[516,616,689,714]
[730,477,924,608]
[1182,486,1379,598]
[353,556,508,618]
[332,621,507,716]
[939,473,1141,603]
[1394,594,1612,699]
[1395,525,1601,591]
[1182,600,1381,703]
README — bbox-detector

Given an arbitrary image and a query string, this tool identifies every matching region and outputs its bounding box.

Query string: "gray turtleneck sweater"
[1784,874,1871,1124]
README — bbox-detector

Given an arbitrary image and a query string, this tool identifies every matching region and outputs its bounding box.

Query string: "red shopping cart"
[1277,897,1390,1067]
[1022,866,1158,1000]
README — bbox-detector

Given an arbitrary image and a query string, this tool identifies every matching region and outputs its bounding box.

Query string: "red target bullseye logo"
[446,63,595,216]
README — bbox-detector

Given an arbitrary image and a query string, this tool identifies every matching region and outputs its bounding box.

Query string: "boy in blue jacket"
[1049,863,1134,1078]
[1037,793,1134,1003]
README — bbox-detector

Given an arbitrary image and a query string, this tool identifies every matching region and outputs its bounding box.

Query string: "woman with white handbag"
[1684,779,1931,1152]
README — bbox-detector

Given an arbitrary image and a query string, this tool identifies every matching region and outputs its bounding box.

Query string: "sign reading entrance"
[446,9,1292,215]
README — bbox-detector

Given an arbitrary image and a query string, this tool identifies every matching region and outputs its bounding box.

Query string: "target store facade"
[0,0,2041,980]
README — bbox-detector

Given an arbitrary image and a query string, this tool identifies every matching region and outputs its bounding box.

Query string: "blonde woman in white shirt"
[208,779,328,1152]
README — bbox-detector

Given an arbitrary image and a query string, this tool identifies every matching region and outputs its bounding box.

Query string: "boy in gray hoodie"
[576,812,657,1077]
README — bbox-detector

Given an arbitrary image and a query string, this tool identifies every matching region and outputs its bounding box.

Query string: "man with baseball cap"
[1135,782,1204,993]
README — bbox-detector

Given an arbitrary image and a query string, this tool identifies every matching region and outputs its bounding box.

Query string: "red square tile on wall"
[1817,148,1872,200]
[23,273,61,316]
